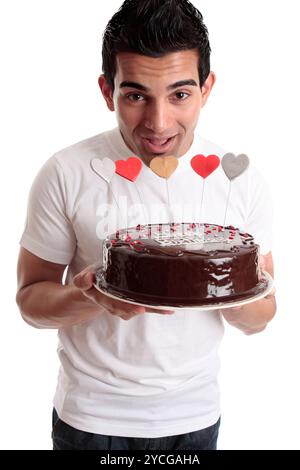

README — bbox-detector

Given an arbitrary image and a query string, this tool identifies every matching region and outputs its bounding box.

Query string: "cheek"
[178,102,201,126]
[116,101,143,126]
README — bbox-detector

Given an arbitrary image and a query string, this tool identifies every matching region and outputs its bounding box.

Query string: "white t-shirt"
[20,127,272,438]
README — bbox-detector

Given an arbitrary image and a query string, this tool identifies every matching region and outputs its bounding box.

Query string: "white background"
[1,0,299,450]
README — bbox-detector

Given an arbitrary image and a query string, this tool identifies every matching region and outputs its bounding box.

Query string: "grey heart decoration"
[221,153,250,181]
[91,157,115,183]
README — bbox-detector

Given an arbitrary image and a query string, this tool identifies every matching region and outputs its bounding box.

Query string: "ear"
[98,74,115,111]
[200,71,216,107]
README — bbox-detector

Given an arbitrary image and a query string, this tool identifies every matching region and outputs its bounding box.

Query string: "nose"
[143,99,173,134]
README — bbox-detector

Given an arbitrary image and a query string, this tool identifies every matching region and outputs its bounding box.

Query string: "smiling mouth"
[142,136,176,153]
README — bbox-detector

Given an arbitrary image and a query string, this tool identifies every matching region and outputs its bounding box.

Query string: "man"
[16,0,276,450]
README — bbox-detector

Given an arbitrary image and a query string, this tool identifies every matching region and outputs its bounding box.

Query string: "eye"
[126,93,145,102]
[175,91,190,101]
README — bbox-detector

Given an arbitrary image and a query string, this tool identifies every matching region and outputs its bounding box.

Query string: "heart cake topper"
[90,157,116,183]
[149,155,178,179]
[221,152,250,226]
[115,156,146,223]
[149,155,178,221]
[115,157,142,182]
[221,153,250,180]
[190,154,221,224]
[191,154,220,179]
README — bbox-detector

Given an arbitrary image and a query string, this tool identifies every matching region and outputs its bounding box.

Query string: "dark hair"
[102,0,211,93]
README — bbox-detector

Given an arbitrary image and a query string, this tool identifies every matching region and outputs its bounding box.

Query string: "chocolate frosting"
[101,223,261,307]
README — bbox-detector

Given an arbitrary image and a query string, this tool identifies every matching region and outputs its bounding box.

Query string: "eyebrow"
[119,79,198,92]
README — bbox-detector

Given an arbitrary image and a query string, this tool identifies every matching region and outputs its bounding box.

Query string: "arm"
[16,248,173,329]
[220,251,276,335]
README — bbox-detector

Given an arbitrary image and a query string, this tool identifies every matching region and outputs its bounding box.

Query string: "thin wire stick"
[108,186,127,229]
[223,182,232,227]
[134,182,148,224]
[166,179,173,222]
[199,179,205,224]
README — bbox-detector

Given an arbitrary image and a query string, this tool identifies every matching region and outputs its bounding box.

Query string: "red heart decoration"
[115,157,142,182]
[190,154,220,179]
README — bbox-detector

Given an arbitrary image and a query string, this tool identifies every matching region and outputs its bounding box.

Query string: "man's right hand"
[16,248,174,329]
[73,265,174,321]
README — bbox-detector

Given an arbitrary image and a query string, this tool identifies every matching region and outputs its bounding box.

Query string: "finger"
[259,254,266,271]
[110,298,145,314]
[73,272,94,291]
[73,265,96,289]
[114,307,146,320]
[83,271,96,288]
[119,313,137,321]
[116,303,175,315]
[265,287,276,299]
[102,297,146,316]
[115,301,175,315]
[111,300,175,315]
[73,272,84,289]
[146,308,175,315]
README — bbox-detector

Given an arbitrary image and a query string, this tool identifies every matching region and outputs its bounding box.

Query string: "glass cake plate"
[93,269,274,311]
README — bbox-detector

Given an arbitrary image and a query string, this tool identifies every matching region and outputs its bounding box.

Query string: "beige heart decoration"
[149,156,178,179]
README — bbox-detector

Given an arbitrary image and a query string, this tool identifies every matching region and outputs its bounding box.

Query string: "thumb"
[73,270,95,291]
[259,254,266,271]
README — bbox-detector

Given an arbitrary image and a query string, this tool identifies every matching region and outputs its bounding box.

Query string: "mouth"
[141,135,176,154]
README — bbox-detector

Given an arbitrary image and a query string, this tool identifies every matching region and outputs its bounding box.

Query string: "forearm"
[16,281,102,329]
[220,292,276,335]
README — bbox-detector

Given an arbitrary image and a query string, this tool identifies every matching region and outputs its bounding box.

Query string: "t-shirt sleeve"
[244,166,273,256]
[19,155,76,264]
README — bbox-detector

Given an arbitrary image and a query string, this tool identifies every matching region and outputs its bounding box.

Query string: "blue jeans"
[52,408,220,450]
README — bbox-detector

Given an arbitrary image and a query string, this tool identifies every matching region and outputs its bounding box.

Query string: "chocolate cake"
[97,223,264,307]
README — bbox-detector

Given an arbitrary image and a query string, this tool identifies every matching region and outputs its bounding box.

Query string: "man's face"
[99,49,215,165]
